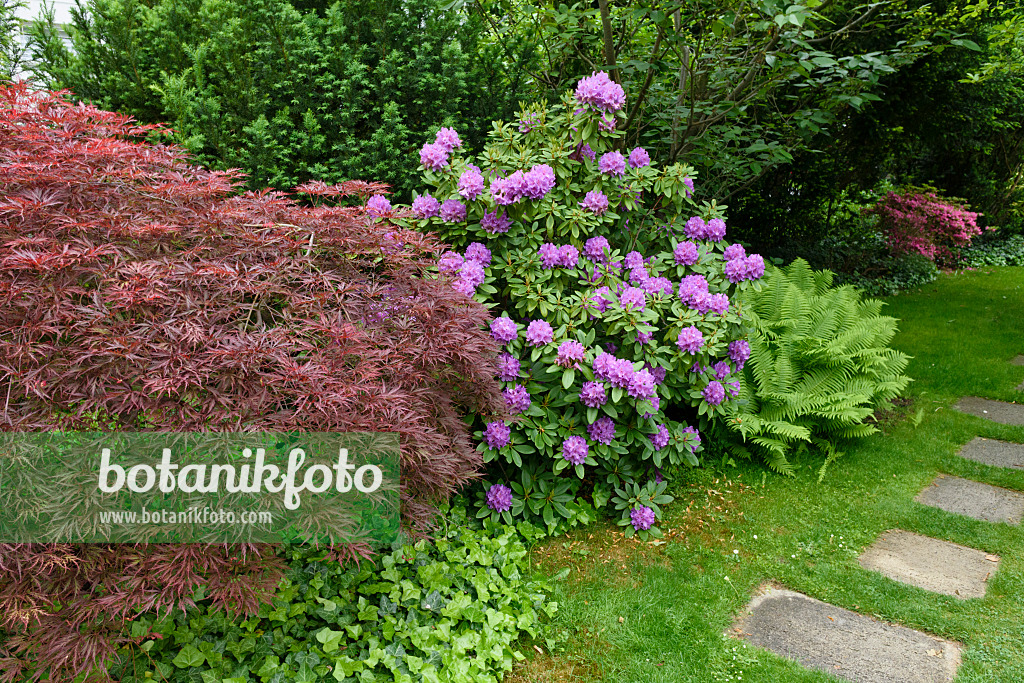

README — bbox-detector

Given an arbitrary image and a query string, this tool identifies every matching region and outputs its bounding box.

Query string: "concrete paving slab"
[1011,355,1024,366]
[915,474,1024,524]
[858,530,999,599]
[959,437,1024,469]
[954,397,1024,426]
[1016,380,1024,393]
[734,588,961,683]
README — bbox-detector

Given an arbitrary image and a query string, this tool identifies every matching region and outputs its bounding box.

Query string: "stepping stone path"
[953,396,1024,425]
[959,437,1024,469]
[915,474,1024,524]
[1012,355,1024,366]
[858,530,999,599]
[735,588,961,683]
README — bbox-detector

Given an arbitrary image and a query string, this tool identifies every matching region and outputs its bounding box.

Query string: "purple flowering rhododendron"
[684,216,706,239]
[705,218,727,242]
[558,244,580,268]
[458,167,485,200]
[713,361,732,379]
[729,339,751,368]
[580,189,609,215]
[480,210,511,234]
[412,193,440,219]
[366,194,392,217]
[650,424,670,450]
[464,242,492,266]
[486,484,513,512]
[683,177,695,196]
[584,236,610,262]
[608,358,634,388]
[627,369,656,399]
[538,243,561,269]
[682,426,701,452]
[708,293,730,315]
[587,416,616,445]
[592,351,616,381]
[574,71,626,112]
[723,244,746,261]
[579,381,607,408]
[525,319,554,346]
[703,380,726,406]
[521,164,556,199]
[630,505,656,531]
[628,147,651,168]
[637,330,653,345]
[623,251,644,269]
[434,127,462,151]
[562,436,589,465]
[674,241,699,265]
[556,340,586,367]
[497,353,520,381]
[438,251,463,274]
[620,286,646,311]
[503,384,531,414]
[440,199,466,223]
[598,151,626,177]
[484,421,511,449]
[676,326,704,354]
[419,142,449,171]
[490,317,518,344]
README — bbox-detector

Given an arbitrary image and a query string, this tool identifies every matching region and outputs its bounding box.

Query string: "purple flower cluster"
[729,339,751,368]
[366,194,392,217]
[440,199,466,223]
[587,417,616,445]
[684,216,706,239]
[630,505,656,531]
[599,151,626,177]
[574,71,626,112]
[480,210,512,234]
[458,167,485,201]
[676,326,704,354]
[642,277,673,297]
[588,286,611,312]
[705,218,727,242]
[724,254,766,283]
[683,177,695,197]
[713,360,732,379]
[579,381,607,408]
[623,251,644,269]
[593,351,635,389]
[435,127,462,151]
[465,242,491,267]
[702,380,726,406]
[419,143,449,171]
[723,244,746,261]
[628,147,651,168]
[412,193,440,219]
[484,421,511,449]
[708,292,730,316]
[627,369,656,399]
[438,251,463,274]
[497,353,520,381]
[453,260,485,297]
[620,286,646,311]
[489,164,556,205]
[580,190,609,215]
[486,484,512,512]
[650,424,670,450]
[562,436,589,465]
[682,425,701,452]
[674,241,699,265]
[678,274,711,312]
[504,384,531,414]
[556,340,586,367]
[525,319,553,346]
[519,113,539,133]
[490,317,518,344]
[539,243,560,269]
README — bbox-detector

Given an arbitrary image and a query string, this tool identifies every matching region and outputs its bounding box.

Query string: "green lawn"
[509,266,1024,683]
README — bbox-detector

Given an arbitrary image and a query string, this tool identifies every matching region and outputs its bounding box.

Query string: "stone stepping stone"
[1011,355,1024,366]
[858,530,999,599]
[959,437,1024,469]
[915,474,1024,524]
[734,588,961,683]
[953,397,1024,426]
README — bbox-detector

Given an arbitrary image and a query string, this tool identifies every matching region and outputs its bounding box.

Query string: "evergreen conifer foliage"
[725,259,911,476]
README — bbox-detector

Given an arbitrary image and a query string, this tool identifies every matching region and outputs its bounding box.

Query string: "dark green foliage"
[724,259,911,476]
[111,508,554,683]
[28,0,525,199]
[958,231,1024,267]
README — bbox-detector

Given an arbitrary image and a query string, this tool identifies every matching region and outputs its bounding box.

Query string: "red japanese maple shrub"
[867,188,984,265]
[0,84,504,681]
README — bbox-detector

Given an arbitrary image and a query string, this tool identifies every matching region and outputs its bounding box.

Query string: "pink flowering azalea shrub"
[391,73,765,539]
[867,188,984,265]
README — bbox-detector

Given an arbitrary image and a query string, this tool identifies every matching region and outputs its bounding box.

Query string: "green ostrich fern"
[725,259,911,477]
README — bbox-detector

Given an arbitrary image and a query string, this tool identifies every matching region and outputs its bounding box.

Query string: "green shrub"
[28,0,527,199]
[113,507,554,683]
[723,259,911,477]
[957,231,1024,267]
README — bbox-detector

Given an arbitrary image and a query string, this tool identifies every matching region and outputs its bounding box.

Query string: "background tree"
[27,0,535,200]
